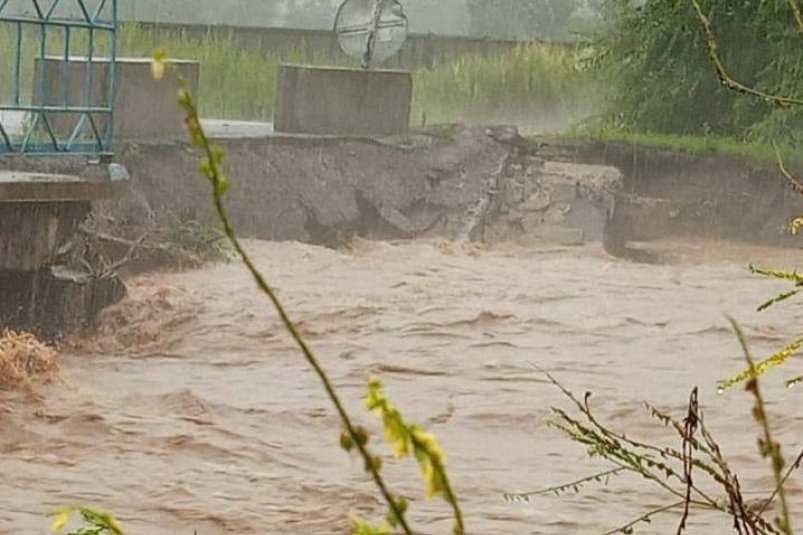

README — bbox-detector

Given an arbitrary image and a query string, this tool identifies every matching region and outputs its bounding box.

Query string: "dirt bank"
[7,127,799,253]
[114,126,562,246]
[112,126,621,248]
[110,128,803,251]
[557,139,803,245]
[4,128,803,339]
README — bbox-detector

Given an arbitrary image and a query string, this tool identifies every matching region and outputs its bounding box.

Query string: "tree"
[596,0,803,144]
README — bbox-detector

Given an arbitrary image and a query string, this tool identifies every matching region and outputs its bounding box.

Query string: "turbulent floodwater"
[2,238,802,534]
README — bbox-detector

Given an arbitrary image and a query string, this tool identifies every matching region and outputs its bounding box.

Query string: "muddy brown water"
[2,238,802,534]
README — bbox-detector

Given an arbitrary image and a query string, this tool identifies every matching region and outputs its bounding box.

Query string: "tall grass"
[118,24,336,120]
[413,43,590,129]
[560,127,803,167]
[1,23,587,126]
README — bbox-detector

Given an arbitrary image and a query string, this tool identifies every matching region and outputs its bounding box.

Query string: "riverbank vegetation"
[587,0,803,150]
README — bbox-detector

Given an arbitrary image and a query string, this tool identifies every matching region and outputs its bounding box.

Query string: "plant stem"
[689,0,803,108]
[729,318,792,535]
[504,467,625,501]
[788,0,803,33]
[178,84,415,535]
[601,501,685,535]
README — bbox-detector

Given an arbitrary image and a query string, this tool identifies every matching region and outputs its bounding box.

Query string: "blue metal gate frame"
[0,0,117,155]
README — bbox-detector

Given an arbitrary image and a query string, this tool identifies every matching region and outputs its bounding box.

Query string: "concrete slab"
[34,57,200,140]
[201,119,276,139]
[0,200,91,271]
[274,64,412,137]
[0,171,112,202]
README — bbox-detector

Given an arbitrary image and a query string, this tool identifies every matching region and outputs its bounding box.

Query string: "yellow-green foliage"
[717,266,803,391]
[360,377,463,535]
[53,507,126,535]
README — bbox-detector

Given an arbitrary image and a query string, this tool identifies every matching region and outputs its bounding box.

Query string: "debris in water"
[0,330,59,391]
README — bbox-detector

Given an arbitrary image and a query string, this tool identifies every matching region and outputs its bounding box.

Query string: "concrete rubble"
[112,125,624,248]
[0,170,127,340]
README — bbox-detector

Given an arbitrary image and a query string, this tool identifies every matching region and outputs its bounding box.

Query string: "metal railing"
[0,0,117,155]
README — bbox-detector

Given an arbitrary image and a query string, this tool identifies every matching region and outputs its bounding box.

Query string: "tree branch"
[690,0,803,108]
[601,501,685,535]
[788,0,803,33]
[774,143,803,194]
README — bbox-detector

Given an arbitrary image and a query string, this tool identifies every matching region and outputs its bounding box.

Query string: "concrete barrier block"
[0,200,90,271]
[274,64,412,137]
[608,193,672,242]
[34,57,200,140]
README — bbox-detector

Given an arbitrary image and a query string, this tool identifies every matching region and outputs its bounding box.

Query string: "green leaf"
[757,289,802,311]
[750,265,803,285]
[786,374,803,388]
[340,431,354,452]
[351,517,390,535]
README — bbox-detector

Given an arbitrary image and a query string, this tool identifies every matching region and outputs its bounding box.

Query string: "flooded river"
[1,238,802,534]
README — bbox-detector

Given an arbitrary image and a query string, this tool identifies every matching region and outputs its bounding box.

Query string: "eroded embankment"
[111,129,803,251]
[7,127,797,253]
[3,128,803,338]
[110,126,619,248]
[557,139,803,245]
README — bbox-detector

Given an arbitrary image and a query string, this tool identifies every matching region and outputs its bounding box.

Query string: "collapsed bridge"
[0,0,125,339]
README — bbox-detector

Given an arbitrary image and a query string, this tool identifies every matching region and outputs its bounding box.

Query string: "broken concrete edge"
[0,265,126,343]
[548,136,803,247]
[108,124,480,165]
[0,165,129,202]
[116,134,431,154]
[109,126,622,250]
[112,123,510,160]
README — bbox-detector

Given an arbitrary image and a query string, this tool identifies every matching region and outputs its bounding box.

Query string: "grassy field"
[413,42,589,128]
[1,23,588,128]
[560,127,803,168]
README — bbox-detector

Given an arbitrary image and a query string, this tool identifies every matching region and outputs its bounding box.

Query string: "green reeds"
[413,43,590,128]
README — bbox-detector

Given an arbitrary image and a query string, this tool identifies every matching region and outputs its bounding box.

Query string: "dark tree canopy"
[597,0,803,144]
